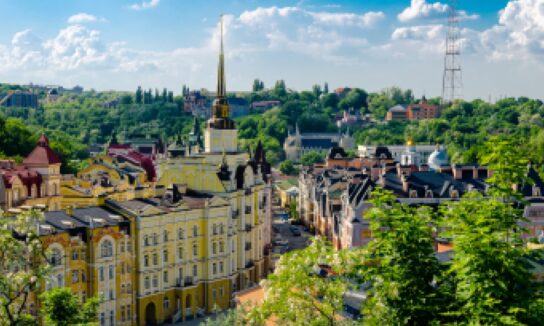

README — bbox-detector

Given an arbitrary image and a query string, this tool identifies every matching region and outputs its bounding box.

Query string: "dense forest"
[1,81,543,174]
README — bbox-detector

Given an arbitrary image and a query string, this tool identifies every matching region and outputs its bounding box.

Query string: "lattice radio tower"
[441,0,462,104]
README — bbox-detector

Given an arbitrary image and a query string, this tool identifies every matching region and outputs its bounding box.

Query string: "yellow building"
[32,207,137,326]
[0,134,62,212]
[148,16,273,324]
[61,155,155,209]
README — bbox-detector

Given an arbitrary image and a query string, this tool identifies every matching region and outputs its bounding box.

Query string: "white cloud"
[309,11,385,28]
[67,13,100,24]
[398,0,478,22]
[481,0,544,61]
[129,0,160,11]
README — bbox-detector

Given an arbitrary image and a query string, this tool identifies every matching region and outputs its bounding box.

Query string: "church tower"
[204,16,238,153]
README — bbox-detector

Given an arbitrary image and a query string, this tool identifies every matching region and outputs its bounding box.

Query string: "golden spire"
[217,14,226,99]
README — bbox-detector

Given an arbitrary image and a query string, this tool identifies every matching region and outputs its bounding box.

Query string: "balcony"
[245,260,254,269]
[184,276,195,286]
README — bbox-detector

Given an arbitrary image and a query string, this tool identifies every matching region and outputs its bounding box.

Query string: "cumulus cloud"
[481,0,544,61]
[67,13,100,24]
[398,0,478,22]
[129,0,160,11]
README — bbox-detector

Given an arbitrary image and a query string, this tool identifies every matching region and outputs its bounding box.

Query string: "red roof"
[23,134,62,165]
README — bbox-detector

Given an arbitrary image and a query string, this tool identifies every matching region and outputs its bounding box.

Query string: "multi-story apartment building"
[300,145,544,250]
[60,155,155,209]
[34,206,136,326]
[0,134,62,211]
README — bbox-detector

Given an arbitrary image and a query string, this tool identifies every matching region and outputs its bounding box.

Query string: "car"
[273,239,289,246]
[289,225,301,236]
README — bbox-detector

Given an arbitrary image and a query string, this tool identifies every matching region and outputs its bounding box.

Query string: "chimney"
[452,164,462,180]
[401,174,409,193]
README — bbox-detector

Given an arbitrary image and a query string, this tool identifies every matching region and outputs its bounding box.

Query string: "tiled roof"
[23,134,61,165]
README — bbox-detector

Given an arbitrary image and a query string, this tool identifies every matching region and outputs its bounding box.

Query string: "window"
[81,271,86,282]
[153,233,158,245]
[126,241,131,252]
[121,263,125,274]
[178,246,183,260]
[110,311,114,326]
[193,243,198,256]
[220,287,224,297]
[101,240,113,258]
[163,270,168,283]
[212,242,217,255]
[121,306,125,322]
[219,241,224,253]
[193,265,198,277]
[72,271,79,284]
[178,268,183,284]
[120,242,125,253]
[144,235,149,246]
[109,289,114,300]
[127,305,131,320]
[144,276,150,289]
[100,313,105,326]
[220,224,224,234]
[99,267,104,281]
[163,230,168,242]
[163,250,168,263]
[152,275,158,287]
[178,228,184,239]
[219,262,224,273]
[80,250,86,260]
[57,274,63,287]
[109,265,114,280]
[144,255,149,267]
[163,297,170,310]
[213,224,217,235]
[193,225,198,237]
[212,263,217,275]
[153,253,158,265]
[49,248,62,266]
[212,288,217,299]
[72,250,78,261]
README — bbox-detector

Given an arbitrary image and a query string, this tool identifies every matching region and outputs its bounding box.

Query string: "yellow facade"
[61,155,155,209]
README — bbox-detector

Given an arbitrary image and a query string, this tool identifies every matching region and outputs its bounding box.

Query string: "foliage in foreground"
[40,288,100,326]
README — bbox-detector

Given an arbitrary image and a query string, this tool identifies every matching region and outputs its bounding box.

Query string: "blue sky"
[0,0,543,100]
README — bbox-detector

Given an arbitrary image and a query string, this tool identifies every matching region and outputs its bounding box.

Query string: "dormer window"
[425,190,434,198]
[409,190,418,198]
[533,185,542,197]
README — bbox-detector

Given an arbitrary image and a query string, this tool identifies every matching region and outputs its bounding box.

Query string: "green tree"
[323,82,329,94]
[256,238,350,326]
[312,84,322,98]
[273,80,287,99]
[252,79,264,92]
[0,210,49,325]
[339,88,368,111]
[135,86,143,104]
[363,188,442,325]
[40,288,100,326]
[300,151,324,166]
[279,160,297,175]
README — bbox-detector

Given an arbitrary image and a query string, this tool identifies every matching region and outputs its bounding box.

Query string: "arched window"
[101,240,113,258]
[49,248,62,266]
[193,225,198,237]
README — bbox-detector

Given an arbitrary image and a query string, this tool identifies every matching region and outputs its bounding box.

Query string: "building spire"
[217,14,226,99]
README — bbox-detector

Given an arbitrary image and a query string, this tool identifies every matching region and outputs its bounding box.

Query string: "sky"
[0,0,543,100]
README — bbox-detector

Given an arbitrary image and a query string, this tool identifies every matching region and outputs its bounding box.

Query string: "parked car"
[289,225,301,236]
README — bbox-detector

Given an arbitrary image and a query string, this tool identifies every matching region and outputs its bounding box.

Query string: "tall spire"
[217,14,226,99]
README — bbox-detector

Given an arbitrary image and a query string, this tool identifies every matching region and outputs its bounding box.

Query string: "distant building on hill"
[46,88,60,102]
[386,98,440,121]
[284,124,354,162]
[0,91,39,109]
[250,100,281,113]
[183,90,210,116]
[358,142,441,166]
[228,97,249,118]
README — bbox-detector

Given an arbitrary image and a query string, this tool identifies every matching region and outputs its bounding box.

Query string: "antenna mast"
[441,0,462,104]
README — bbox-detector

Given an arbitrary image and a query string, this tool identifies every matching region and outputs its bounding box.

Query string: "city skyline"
[1,0,543,100]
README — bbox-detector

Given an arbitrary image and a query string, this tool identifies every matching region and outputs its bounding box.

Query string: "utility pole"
[441,0,462,105]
